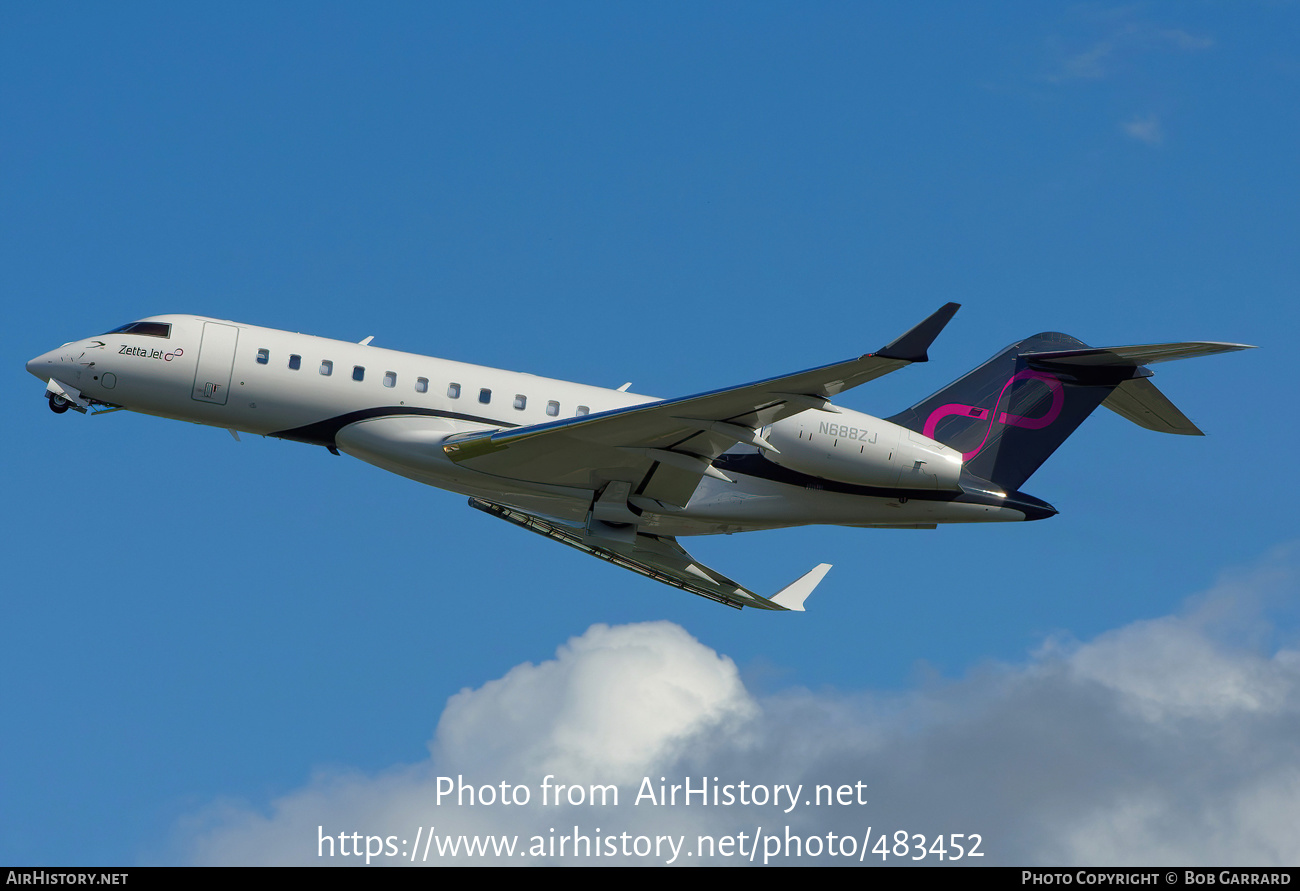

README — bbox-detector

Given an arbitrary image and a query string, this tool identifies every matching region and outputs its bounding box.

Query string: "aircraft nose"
[27,348,67,383]
[27,351,50,381]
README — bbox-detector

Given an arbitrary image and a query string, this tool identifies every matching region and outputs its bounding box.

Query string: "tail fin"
[887,334,1253,492]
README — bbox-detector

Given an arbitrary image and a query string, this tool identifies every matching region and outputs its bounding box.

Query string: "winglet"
[874,303,961,362]
[768,563,832,612]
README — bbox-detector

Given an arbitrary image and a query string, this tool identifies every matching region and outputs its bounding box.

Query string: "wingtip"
[874,303,961,363]
[769,562,832,612]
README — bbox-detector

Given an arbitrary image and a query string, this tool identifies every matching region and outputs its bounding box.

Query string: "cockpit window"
[104,321,172,338]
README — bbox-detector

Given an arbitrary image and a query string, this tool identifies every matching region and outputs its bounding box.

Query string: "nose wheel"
[48,393,71,414]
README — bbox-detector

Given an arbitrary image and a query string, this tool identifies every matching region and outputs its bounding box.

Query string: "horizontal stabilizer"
[1025,341,1255,368]
[1101,377,1203,435]
[1029,340,1255,435]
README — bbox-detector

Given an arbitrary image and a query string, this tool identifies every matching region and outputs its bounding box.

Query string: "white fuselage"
[27,315,1035,537]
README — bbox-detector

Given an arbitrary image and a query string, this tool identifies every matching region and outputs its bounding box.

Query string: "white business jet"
[27,306,1251,611]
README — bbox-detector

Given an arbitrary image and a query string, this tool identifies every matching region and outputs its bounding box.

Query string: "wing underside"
[469,498,829,611]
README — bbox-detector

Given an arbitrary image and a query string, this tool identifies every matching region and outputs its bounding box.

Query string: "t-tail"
[887,332,1254,493]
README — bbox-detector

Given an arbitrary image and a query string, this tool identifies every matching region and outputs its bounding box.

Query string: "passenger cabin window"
[546,401,560,417]
[256,349,269,365]
[383,371,396,388]
[513,394,526,410]
[415,377,429,393]
[288,354,301,370]
[576,406,590,416]
[103,321,172,338]
[320,360,333,376]
[479,388,492,404]
[447,383,461,399]
[352,366,365,382]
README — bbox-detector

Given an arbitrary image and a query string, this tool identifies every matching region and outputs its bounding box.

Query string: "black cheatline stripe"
[713,453,962,502]
[712,453,1057,519]
[270,406,519,447]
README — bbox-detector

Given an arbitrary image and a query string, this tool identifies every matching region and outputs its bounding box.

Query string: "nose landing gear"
[43,382,93,414]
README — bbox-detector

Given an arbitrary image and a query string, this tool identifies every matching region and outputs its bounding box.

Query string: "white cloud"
[1066,616,1292,719]
[1050,18,1213,83]
[1160,29,1215,53]
[1122,115,1164,145]
[1057,24,1138,82]
[430,621,756,785]
[176,548,1300,866]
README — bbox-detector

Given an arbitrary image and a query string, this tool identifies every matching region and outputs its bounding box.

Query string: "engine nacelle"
[764,409,963,490]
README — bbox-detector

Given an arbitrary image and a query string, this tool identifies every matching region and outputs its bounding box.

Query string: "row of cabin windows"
[255,348,589,417]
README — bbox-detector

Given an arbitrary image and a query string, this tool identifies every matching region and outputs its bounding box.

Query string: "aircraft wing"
[444,303,959,507]
[469,498,829,610]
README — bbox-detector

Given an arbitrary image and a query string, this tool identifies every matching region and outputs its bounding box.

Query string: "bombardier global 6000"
[27,305,1251,610]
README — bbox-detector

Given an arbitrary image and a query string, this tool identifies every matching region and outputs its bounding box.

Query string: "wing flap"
[636,460,708,506]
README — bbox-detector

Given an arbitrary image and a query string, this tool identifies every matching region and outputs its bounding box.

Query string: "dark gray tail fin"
[887,334,1253,492]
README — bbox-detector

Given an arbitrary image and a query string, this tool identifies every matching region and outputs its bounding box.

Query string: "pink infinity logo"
[922,370,1064,460]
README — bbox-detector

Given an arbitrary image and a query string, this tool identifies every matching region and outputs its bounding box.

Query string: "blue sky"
[3,3,1297,865]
